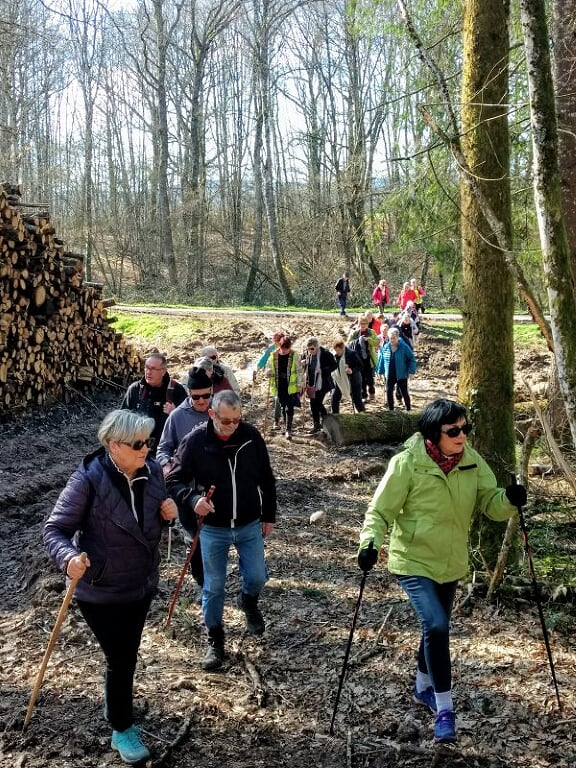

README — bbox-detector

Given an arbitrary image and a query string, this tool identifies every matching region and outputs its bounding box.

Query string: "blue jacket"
[376,338,417,379]
[43,449,167,603]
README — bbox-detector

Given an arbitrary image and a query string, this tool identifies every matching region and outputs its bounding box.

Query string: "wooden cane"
[164,485,215,630]
[262,375,272,436]
[23,552,87,731]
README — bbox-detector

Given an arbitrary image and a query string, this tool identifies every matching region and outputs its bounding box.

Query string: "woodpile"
[0,183,141,415]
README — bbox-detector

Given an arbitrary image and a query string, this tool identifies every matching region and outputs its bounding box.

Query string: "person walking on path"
[335,271,352,317]
[257,331,285,428]
[331,339,365,414]
[199,345,241,393]
[347,315,379,402]
[357,399,526,744]
[166,390,276,671]
[156,367,213,473]
[303,336,337,433]
[43,409,178,765]
[266,336,302,440]
[371,279,390,313]
[376,327,416,411]
[156,367,213,589]
[121,354,187,451]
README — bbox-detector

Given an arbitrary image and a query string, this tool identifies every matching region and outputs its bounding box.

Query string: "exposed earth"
[0,312,574,768]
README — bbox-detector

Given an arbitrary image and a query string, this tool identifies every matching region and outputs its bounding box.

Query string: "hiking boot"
[285,430,292,440]
[111,725,150,764]
[236,592,265,635]
[201,626,225,671]
[413,684,437,713]
[308,425,321,434]
[434,710,457,743]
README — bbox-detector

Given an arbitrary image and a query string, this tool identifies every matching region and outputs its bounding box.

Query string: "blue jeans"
[338,294,347,315]
[200,520,268,629]
[396,575,458,694]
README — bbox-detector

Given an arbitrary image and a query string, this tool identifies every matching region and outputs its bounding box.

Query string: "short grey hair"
[194,355,214,372]
[305,337,318,348]
[200,345,218,358]
[388,327,400,339]
[211,390,241,412]
[97,409,155,446]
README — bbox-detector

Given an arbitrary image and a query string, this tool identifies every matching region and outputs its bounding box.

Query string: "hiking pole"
[329,542,374,735]
[164,485,215,630]
[512,475,562,711]
[23,552,87,731]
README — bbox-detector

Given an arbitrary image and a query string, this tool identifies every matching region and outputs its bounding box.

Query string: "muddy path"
[0,314,573,768]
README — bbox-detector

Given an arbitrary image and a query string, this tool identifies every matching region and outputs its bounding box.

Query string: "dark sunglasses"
[216,416,242,426]
[120,438,155,451]
[191,392,211,401]
[441,424,472,438]
[209,355,218,360]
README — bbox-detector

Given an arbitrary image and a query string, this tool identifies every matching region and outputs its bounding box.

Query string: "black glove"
[358,541,378,572]
[505,483,527,508]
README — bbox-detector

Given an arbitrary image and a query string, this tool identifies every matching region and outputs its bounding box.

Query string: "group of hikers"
[41,319,529,761]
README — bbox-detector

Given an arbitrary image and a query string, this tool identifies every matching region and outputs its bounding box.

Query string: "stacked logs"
[0,183,141,415]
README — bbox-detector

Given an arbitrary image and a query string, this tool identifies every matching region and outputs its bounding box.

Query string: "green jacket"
[359,433,515,583]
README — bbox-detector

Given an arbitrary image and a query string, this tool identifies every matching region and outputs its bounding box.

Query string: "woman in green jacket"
[358,399,527,744]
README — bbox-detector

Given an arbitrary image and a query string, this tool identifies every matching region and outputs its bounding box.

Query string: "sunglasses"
[120,438,155,450]
[441,424,472,438]
[209,355,218,360]
[191,392,211,401]
[215,416,241,426]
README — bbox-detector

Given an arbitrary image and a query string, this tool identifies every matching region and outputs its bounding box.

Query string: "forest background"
[0,0,552,309]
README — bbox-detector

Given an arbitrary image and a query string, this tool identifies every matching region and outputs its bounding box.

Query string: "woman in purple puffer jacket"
[43,409,177,765]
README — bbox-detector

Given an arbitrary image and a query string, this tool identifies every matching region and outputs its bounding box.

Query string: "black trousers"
[77,594,152,732]
[386,374,411,411]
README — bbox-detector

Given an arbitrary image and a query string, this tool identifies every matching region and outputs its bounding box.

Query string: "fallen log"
[323,410,420,446]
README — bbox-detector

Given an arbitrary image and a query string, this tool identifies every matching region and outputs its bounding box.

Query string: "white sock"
[434,690,454,713]
[416,670,433,692]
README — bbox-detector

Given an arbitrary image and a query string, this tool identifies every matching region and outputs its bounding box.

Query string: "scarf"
[332,354,351,400]
[309,350,322,392]
[425,439,464,475]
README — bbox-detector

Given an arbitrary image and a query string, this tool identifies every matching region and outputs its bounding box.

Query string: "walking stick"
[329,545,374,735]
[512,477,562,710]
[262,375,272,436]
[23,552,87,731]
[164,485,215,630]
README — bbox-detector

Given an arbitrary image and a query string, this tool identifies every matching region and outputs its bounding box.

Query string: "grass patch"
[110,313,203,344]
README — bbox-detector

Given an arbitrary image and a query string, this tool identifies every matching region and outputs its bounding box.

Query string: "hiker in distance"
[166,389,276,671]
[121,353,187,452]
[357,398,527,744]
[43,409,177,765]
[335,270,352,317]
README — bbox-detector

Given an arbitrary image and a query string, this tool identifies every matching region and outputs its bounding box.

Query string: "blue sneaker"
[413,684,437,713]
[111,725,150,764]
[434,709,457,743]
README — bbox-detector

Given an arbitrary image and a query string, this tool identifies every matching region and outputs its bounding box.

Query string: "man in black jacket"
[166,390,276,670]
[335,270,351,316]
[121,354,187,452]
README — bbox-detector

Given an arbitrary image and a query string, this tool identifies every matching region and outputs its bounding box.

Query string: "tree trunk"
[459,0,516,570]
[519,0,576,447]
[323,411,419,446]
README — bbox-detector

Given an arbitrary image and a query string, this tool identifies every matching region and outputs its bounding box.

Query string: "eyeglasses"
[145,365,164,372]
[190,392,211,401]
[441,424,472,438]
[215,415,241,426]
[209,355,218,360]
[120,438,155,450]
[307,347,317,352]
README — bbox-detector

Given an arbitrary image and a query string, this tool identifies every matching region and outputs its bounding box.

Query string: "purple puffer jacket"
[43,448,167,603]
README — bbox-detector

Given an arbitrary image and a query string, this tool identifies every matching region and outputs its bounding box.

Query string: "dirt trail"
[0,314,573,768]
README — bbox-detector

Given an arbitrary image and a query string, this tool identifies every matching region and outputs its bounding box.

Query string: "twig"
[240,651,268,707]
[147,711,195,767]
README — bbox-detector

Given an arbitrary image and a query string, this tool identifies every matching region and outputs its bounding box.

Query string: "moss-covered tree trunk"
[459,0,517,569]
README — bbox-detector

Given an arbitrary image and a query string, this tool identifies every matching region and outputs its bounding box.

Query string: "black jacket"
[165,419,276,533]
[121,372,187,444]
